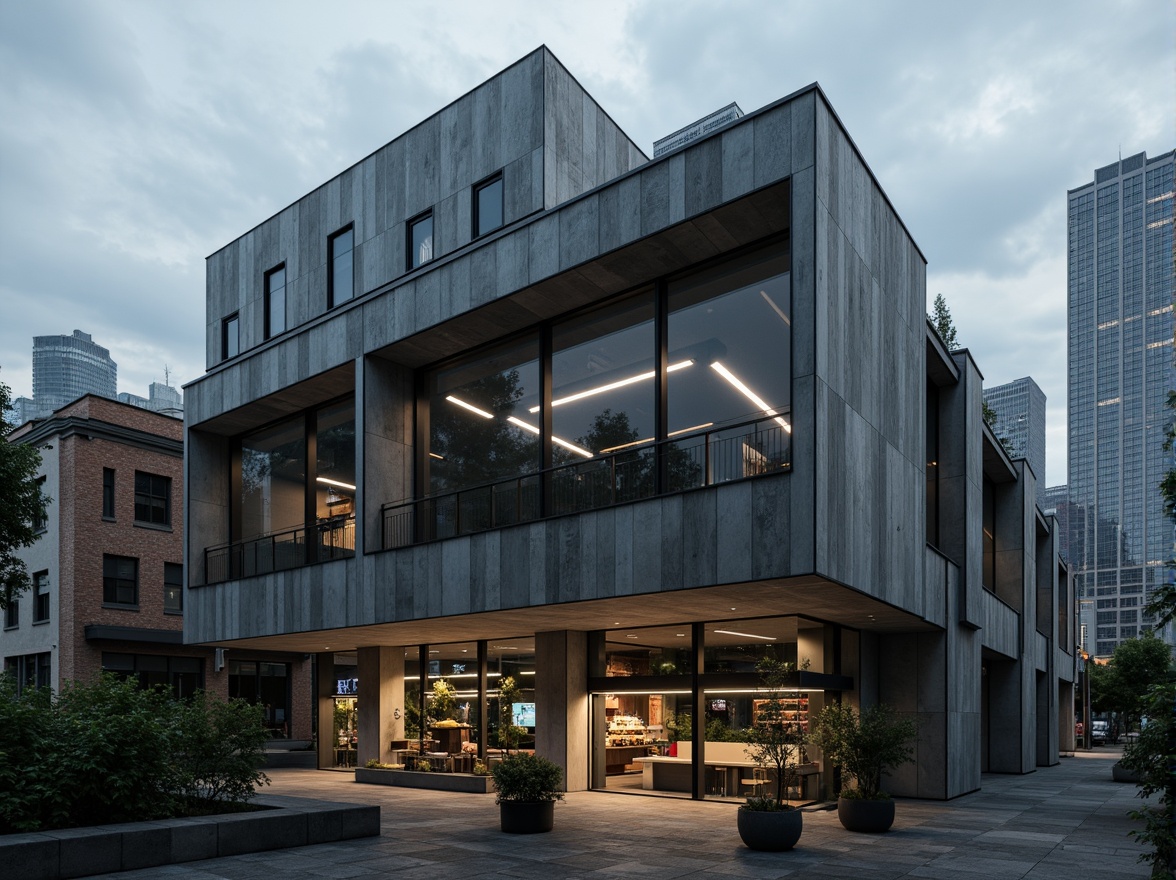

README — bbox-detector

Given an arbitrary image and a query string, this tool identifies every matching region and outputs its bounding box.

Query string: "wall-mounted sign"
[337,677,358,695]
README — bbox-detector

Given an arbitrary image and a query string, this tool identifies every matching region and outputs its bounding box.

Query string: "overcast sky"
[1,0,1171,485]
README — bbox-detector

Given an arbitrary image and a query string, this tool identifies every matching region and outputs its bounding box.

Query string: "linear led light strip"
[528,359,694,414]
[506,416,592,458]
[710,361,791,433]
[316,477,357,491]
[598,422,715,455]
[712,628,777,641]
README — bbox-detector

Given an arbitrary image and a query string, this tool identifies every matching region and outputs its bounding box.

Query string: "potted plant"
[490,752,564,833]
[810,702,917,833]
[737,656,804,851]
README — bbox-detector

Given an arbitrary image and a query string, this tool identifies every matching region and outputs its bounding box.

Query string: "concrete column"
[534,630,588,792]
[357,645,405,767]
[316,652,335,770]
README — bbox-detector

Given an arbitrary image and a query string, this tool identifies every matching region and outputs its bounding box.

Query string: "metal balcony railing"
[382,416,790,550]
[204,513,355,585]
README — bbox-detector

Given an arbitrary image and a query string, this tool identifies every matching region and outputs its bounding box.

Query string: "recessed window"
[408,212,433,271]
[32,571,49,623]
[473,174,503,238]
[103,555,139,606]
[32,476,47,533]
[134,471,171,527]
[265,265,286,338]
[222,313,240,360]
[164,562,183,615]
[4,594,18,629]
[329,227,354,307]
[102,467,115,519]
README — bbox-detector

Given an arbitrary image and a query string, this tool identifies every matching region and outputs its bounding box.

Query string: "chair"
[741,767,769,797]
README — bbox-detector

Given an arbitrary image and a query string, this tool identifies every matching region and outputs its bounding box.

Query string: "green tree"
[810,703,917,800]
[0,378,50,611]
[1089,633,1173,735]
[1145,388,1176,630]
[928,293,959,351]
[1119,681,1176,877]
[743,656,806,807]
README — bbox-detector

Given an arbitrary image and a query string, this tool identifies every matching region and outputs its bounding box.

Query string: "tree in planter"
[429,678,458,724]
[491,751,563,834]
[497,675,527,752]
[743,656,806,809]
[810,703,916,801]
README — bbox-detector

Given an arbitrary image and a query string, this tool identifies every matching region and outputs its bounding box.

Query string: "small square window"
[32,571,49,623]
[222,313,239,360]
[329,227,354,307]
[265,265,286,338]
[102,467,115,519]
[103,555,139,606]
[473,174,503,238]
[164,562,183,615]
[407,212,433,271]
[134,471,171,527]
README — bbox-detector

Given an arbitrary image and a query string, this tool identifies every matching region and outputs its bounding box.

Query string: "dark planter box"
[837,797,896,833]
[354,767,495,793]
[0,796,379,879]
[737,807,803,851]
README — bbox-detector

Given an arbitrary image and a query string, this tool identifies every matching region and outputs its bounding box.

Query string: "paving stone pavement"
[89,749,1154,879]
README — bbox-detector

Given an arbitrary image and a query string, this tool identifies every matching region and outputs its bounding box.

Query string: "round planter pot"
[499,800,555,834]
[737,807,803,851]
[1112,761,1141,783]
[837,797,895,833]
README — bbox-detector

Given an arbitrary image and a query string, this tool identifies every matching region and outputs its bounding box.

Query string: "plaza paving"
[92,748,1153,879]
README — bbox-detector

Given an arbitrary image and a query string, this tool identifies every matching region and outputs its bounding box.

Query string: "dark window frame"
[222,313,240,361]
[4,594,17,629]
[164,562,183,615]
[134,471,171,527]
[103,554,139,607]
[407,211,434,272]
[264,263,287,339]
[32,570,49,624]
[102,467,116,519]
[472,172,504,239]
[32,476,47,533]
[328,225,355,308]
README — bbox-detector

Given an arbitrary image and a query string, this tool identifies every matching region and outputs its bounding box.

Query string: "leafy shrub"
[810,703,917,800]
[741,795,794,812]
[491,753,564,804]
[0,674,270,833]
[1119,681,1175,878]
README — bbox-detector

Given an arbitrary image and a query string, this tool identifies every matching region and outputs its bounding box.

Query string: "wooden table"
[634,757,821,799]
[605,745,650,774]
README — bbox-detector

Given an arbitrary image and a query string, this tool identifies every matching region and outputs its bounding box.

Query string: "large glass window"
[230,660,292,738]
[315,400,356,559]
[329,227,354,307]
[103,652,203,699]
[425,337,541,534]
[240,416,306,540]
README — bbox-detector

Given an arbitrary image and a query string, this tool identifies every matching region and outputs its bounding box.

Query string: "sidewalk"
[92,750,1153,879]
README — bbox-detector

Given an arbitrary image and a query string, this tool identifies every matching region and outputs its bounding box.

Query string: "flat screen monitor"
[513,701,536,728]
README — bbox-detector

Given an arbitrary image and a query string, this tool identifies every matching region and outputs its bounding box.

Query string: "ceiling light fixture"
[529,359,694,413]
[760,289,791,327]
[710,362,791,433]
[428,452,445,460]
[506,416,592,458]
[316,477,357,491]
[713,628,777,641]
[598,421,716,455]
[446,395,494,419]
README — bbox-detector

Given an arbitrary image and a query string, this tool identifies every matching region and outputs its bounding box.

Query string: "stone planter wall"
[0,795,379,880]
[354,767,495,793]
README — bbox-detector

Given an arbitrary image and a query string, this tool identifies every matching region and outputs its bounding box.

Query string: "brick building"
[4,395,310,739]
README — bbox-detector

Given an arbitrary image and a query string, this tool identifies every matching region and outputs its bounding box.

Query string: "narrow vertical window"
[329,227,354,307]
[32,476,47,533]
[222,313,239,360]
[473,174,503,238]
[407,212,433,271]
[102,467,116,519]
[32,571,49,623]
[265,264,286,338]
[4,594,18,629]
[164,562,183,615]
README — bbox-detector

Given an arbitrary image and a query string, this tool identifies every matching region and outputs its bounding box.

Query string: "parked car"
[1090,719,1108,745]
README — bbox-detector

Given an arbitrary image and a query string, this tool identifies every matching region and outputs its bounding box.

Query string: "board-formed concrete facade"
[185,47,1074,798]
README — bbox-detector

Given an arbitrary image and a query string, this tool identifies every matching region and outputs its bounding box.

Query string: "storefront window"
[229,659,292,738]
[488,637,535,752]
[425,641,480,759]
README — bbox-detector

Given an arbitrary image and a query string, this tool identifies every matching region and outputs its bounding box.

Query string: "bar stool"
[711,766,728,797]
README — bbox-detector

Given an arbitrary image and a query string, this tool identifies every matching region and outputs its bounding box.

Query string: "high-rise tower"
[984,376,1047,482]
[31,329,117,415]
[1067,149,1175,657]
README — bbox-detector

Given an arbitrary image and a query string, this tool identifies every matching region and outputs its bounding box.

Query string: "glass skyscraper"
[1067,149,1175,657]
[31,329,118,416]
[984,376,1047,483]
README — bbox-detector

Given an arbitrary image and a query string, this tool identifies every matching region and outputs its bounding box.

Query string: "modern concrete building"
[3,395,311,739]
[1067,149,1175,657]
[31,329,118,417]
[984,376,1046,484]
[185,48,1073,796]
